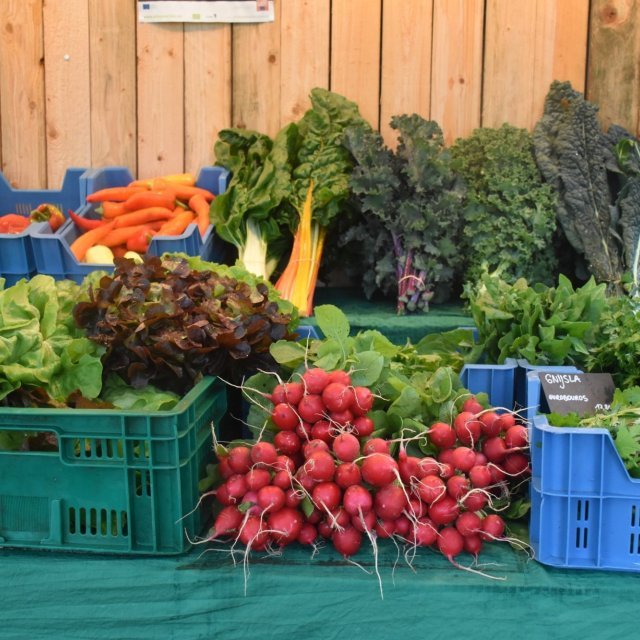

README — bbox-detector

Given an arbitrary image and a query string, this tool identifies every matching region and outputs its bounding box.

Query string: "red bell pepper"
[30,204,65,231]
[125,226,156,253]
[0,213,31,234]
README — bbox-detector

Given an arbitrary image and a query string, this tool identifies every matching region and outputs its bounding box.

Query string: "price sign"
[538,371,615,416]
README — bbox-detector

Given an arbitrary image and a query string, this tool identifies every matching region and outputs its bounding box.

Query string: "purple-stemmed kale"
[74,255,299,395]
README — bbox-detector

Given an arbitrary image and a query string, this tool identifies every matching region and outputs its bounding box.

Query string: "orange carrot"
[112,207,175,229]
[70,221,116,261]
[173,185,216,202]
[188,194,211,238]
[122,189,176,213]
[156,211,195,236]
[101,201,128,219]
[86,186,147,203]
[100,222,164,247]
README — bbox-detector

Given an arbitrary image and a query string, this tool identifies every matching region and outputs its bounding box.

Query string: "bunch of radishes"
[207,366,530,568]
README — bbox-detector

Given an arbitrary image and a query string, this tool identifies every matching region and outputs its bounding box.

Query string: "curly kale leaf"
[452,123,558,287]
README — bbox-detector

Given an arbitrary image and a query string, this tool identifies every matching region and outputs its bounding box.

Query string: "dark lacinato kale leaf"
[73,255,299,395]
[343,114,465,314]
[451,123,558,287]
[533,81,625,292]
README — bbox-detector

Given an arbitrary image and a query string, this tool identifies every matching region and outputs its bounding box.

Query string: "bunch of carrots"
[69,173,216,262]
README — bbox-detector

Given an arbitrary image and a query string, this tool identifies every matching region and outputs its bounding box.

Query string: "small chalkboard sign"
[538,371,615,416]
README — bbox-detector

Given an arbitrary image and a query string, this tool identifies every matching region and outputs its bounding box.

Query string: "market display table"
[308,288,470,344]
[2,541,638,639]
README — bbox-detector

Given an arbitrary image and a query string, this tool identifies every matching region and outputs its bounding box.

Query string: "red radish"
[482,436,508,463]
[327,370,352,386]
[451,446,477,473]
[504,424,529,449]
[297,394,325,423]
[461,490,488,512]
[311,481,342,511]
[239,516,269,550]
[375,519,396,538]
[446,474,470,500]
[343,484,373,516]
[271,403,299,431]
[361,453,398,487]
[310,420,334,443]
[227,446,252,474]
[438,462,455,480]
[318,521,333,538]
[218,456,234,480]
[428,495,459,525]
[328,507,351,528]
[329,408,354,426]
[304,450,336,482]
[480,514,505,541]
[374,484,407,520]
[332,526,362,557]
[489,464,506,483]
[285,488,302,509]
[352,508,376,533]
[411,517,438,547]
[332,432,361,462]
[462,397,484,415]
[215,483,233,506]
[295,421,312,440]
[399,454,421,483]
[455,511,482,537]
[352,416,374,438]
[305,507,322,524]
[274,430,302,456]
[246,468,271,491]
[417,456,440,477]
[415,474,446,504]
[274,454,296,473]
[454,411,482,446]
[474,452,488,466]
[250,441,278,467]
[335,462,362,489]
[428,422,457,449]
[479,411,501,438]
[301,367,330,394]
[242,489,263,513]
[322,382,355,413]
[437,526,465,560]
[502,452,530,476]
[272,469,293,490]
[267,507,303,546]
[394,515,411,537]
[362,438,390,455]
[257,485,286,512]
[225,474,249,502]
[468,464,493,489]
[294,469,316,492]
[302,439,330,458]
[438,448,455,465]
[209,505,243,539]
[297,522,318,545]
[406,496,428,519]
[271,381,304,406]
[495,412,516,432]
[352,386,374,416]
[463,533,483,557]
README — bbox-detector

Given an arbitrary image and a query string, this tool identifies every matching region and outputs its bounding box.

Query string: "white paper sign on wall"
[138,1,275,24]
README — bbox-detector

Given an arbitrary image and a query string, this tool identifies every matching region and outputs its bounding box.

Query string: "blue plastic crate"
[459,359,518,411]
[31,166,230,282]
[529,413,640,572]
[0,168,88,281]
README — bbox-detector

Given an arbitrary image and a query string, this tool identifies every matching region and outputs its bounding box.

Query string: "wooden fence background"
[0,0,638,189]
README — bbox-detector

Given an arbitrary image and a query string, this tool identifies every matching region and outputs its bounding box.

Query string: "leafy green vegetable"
[533,81,629,293]
[74,254,299,395]
[343,114,465,313]
[451,123,558,287]
[0,275,104,403]
[464,267,607,366]
[100,375,180,411]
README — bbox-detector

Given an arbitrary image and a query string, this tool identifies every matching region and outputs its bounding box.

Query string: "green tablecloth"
[307,288,471,344]
[2,540,639,639]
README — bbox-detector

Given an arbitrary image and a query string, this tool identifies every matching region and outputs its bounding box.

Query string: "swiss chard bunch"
[343,115,465,314]
[73,255,299,395]
[464,268,607,366]
[451,123,558,287]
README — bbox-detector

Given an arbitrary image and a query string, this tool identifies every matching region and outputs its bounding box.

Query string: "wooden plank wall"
[0,0,637,189]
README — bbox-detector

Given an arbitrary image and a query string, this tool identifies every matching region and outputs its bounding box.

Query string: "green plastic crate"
[0,377,226,555]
